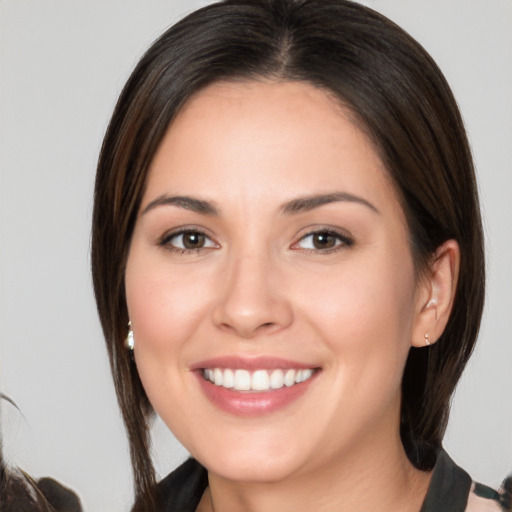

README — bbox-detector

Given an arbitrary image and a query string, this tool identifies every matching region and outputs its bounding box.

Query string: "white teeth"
[234,369,251,391]
[295,368,314,383]
[269,369,284,389]
[251,370,270,391]
[202,367,315,391]
[223,368,234,388]
[303,369,314,381]
[284,369,296,387]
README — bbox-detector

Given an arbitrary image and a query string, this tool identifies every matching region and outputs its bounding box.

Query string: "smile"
[202,368,315,392]
[193,357,320,416]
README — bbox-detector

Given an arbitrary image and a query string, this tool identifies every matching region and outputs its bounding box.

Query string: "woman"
[91,1,510,510]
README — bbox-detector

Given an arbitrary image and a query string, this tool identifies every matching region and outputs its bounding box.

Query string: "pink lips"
[191,355,316,371]
[191,356,319,417]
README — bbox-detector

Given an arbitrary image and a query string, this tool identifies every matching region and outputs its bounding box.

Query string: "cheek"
[302,262,414,334]
[298,257,416,444]
[123,247,217,420]
[296,250,416,381]
[124,250,214,431]
[125,254,211,356]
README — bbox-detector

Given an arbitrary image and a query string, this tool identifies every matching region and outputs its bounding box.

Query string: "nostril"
[218,320,279,338]
[212,289,294,338]
[256,322,279,333]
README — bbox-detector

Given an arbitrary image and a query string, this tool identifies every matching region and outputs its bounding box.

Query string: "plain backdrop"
[0,1,511,511]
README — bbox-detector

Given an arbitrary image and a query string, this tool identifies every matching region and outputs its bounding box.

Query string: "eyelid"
[290,226,354,253]
[158,225,220,253]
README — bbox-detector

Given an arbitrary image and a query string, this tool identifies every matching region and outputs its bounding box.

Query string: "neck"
[198,424,432,512]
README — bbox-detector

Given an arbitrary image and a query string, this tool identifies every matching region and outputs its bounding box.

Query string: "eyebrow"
[141,191,379,217]
[281,192,379,215]
[141,195,219,216]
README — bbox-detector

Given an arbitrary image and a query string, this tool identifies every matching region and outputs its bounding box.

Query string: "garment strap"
[419,450,472,512]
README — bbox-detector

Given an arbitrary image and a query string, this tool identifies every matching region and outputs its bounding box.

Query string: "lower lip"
[195,371,318,417]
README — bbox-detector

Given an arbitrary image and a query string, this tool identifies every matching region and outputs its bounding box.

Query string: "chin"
[192,438,310,483]
[205,456,300,483]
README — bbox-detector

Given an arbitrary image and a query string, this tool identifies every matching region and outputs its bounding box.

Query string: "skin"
[125,81,459,512]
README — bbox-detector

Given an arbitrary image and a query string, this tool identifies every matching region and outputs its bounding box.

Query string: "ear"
[411,239,460,348]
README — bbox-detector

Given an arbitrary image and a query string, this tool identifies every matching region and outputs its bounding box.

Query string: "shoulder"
[421,449,511,512]
[36,477,83,512]
[466,484,502,512]
[0,471,83,512]
[466,477,512,512]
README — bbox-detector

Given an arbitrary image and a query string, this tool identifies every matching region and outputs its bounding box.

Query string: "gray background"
[0,1,510,511]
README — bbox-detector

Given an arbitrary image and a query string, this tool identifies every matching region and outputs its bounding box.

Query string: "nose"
[212,251,293,339]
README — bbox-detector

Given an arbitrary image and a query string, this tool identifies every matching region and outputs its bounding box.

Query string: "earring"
[424,332,431,346]
[125,321,135,350]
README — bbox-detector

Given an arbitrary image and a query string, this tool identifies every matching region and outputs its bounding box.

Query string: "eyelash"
[158,228,218,255]
[158,227,354,255]
[292,228,354,254]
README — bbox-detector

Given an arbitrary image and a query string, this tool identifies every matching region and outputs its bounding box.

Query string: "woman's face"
[125,81,428,482]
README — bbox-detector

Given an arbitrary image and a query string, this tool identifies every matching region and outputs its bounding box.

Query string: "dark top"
[0,472,83,512]
[150,449,507,512]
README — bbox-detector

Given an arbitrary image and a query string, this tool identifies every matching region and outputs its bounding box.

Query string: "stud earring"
[125,321,135,350]
[424,332,431,346]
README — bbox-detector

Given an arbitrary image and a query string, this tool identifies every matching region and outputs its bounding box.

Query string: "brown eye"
[181,231,206,249]
[294,229,353,252]
[162,230,216,251]
[311,232,336,249]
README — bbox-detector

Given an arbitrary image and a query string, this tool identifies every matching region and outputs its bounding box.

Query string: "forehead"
[165,80,361,155]
[145,80,402,218]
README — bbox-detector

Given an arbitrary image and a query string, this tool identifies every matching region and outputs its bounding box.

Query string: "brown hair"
[91,0,484,506]
[0,395,83,512]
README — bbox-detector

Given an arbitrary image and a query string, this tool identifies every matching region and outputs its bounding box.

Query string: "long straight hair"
[92,0,485,506]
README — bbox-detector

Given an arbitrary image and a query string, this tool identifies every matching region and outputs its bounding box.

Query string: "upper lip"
[190,356,319,371]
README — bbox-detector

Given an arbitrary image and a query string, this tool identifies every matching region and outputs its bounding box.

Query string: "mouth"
[192,357,320,416]
[202,367,316,392]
